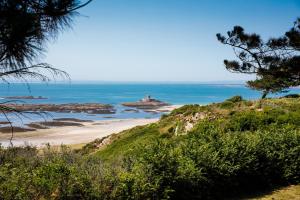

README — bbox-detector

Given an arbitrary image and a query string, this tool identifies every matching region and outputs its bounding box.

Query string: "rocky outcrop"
[3,96,47,99]
[122,96,169,109]
[174,112,207,136]
[3,103,116,114]
[53,118,93,122]
[0,126,36,133]
[121,109,140,113]
[38,121,84,127]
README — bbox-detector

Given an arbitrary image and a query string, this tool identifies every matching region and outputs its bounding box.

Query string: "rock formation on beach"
[122,95,169,109]
[0,126,36,133]
[2,103,116,114]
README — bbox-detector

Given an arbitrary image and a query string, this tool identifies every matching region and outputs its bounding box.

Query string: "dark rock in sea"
[281,94,300,98]
[121,109,140,113]
[27,123,49,129]
[26,120,88,129]
[38,121,84,127]
[3,96,47,100]
[0,121,11,125]
[122,95,169,109]
[2,103,116,114]
[53,118,93,122]
[0,126,36,133]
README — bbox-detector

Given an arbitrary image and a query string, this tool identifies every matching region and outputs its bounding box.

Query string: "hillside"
[1,96,300,199]
[87,95,300,160]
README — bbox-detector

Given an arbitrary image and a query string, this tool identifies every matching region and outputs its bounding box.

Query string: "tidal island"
[122,95,169,109]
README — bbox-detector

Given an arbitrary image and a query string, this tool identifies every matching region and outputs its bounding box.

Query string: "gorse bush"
[219,100,235,109]
[282,93,300,98]
[0,97,300,199]
[219,96,244,109]
[226,95,243,103]
[225,108,300,132]
[0,147,98,199]
[119,126,300,199]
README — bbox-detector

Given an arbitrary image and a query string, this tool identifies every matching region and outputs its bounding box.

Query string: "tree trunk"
[261,91,268,99]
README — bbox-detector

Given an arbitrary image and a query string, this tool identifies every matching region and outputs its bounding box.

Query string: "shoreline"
[0,118,159,147]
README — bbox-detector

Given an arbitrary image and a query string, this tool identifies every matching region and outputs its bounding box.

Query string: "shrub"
[226,95,243,103]
[170,104,201,116]
[225,108,300,131]
[122,126,300,199]
[219,100,234,109]
[282,94,300,98]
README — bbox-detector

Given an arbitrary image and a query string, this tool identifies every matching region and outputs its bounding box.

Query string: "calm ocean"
[0,83,299,124]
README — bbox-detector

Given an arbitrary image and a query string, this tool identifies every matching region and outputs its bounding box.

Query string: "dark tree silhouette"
[217,18,300,98]
[0,0,92,81]
[0,0,92,145]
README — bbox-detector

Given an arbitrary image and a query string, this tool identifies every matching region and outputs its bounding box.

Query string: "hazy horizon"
[1,79,248,84]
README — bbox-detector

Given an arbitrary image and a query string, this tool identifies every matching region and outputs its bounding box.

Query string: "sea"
[0,82,299,125]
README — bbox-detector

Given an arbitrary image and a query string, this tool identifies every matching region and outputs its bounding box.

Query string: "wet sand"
[0,118,158,147]
[143,105,183,113]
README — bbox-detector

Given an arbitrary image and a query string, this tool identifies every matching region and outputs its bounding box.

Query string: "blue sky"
[44,0,300,82]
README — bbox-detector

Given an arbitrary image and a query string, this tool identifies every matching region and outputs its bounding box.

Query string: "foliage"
[282,93,300,98]
[0,0,92,82]
[120,126,300,199]
[226,95,243,103]
[219,100,235,109]
[219,95,244,109]
[95,124,162,161]
[217,18,300,98]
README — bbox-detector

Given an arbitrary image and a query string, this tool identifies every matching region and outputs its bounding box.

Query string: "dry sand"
[0,118,159,147]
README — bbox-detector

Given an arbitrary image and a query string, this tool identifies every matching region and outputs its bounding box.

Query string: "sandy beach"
[0,118,159,147]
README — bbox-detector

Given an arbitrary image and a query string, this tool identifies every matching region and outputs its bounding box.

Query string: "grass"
[250,185,300,200]
[94,123,162,160]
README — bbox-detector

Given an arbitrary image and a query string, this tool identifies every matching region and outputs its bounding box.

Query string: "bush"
[0,146,111,199]
[170,104,201,116]
[226,95,243,103]
[219,100,234,109]
[219,96,244,109]
[121,126,300,199]
[282,94,300,98]
[224,108,300,132]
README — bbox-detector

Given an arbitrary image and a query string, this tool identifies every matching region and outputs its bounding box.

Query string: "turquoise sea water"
[0,83,299,124]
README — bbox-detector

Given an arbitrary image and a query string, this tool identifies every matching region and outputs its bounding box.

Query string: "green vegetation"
[1,97,300,199]
[217,18,300,98]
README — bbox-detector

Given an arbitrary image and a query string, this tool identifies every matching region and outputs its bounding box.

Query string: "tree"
[0,0,92,82]
[0,0,92,145]
[217,18,300,98]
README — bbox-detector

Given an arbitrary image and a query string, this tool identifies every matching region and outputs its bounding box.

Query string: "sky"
[43,0,300,82]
